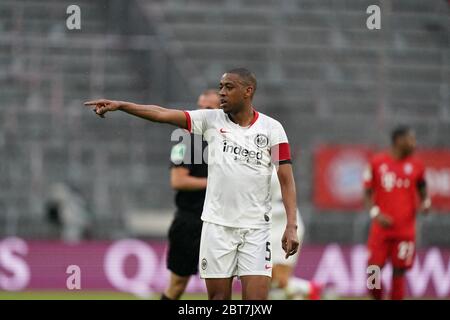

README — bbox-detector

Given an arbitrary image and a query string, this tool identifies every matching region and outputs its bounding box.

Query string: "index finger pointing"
[84,100,103,106]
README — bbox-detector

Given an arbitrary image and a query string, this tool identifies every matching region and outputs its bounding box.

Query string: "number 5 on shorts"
[265,241,271,261]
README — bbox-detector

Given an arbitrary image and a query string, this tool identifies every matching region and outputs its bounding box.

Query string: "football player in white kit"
[269,169,325,300]
[84,68,300,300]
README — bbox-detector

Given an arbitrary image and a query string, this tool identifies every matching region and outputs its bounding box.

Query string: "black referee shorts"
[167,211,203,277]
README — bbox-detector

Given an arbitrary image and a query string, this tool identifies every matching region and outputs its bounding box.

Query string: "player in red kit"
[363,126,431,300]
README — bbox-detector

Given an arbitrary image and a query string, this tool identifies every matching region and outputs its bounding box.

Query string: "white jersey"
[184,109,291,229]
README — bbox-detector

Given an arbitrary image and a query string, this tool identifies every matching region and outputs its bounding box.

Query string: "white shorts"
[271,210,304,266]
[199,221,272,278]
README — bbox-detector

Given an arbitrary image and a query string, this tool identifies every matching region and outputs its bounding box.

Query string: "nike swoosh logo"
[220,128,229,133]
[265,264,272,270]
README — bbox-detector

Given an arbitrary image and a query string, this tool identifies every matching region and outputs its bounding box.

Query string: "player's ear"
[245,86,254,99]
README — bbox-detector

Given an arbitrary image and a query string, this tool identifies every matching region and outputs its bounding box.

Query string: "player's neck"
[391,148,411,161]
[229,106,255,127]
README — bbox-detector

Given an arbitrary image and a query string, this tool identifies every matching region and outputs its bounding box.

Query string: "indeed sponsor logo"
[223,140,262,160]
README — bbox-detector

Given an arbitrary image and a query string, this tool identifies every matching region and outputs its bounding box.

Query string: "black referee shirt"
[169,133,208,216]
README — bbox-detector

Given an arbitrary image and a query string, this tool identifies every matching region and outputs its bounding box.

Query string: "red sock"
[369,287,383,300]
[391,275,405,300]
[309,282,322,300]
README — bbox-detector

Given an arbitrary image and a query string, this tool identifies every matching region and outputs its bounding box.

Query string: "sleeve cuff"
[183,111,192,133]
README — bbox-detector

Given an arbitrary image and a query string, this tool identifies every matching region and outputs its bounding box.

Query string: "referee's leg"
[163,214,202,299]
[163,272,191,300]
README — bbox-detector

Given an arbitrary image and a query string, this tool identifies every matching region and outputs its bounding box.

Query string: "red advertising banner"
[313,145,373,210]
[314,145,450,211]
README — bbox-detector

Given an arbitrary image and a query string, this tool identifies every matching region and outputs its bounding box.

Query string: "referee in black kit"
[162,89,220,300]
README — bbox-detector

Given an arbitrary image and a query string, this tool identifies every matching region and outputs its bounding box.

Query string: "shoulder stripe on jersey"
[183,111,192,133]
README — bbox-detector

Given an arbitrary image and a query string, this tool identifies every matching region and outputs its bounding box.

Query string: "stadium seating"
[1,0,449,245]
[137,0,449,244]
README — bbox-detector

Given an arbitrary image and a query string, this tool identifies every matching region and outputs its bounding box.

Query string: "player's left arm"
[270,120,299,258]
[277,163,300,258]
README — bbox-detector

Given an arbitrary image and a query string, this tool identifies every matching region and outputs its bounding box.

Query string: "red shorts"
[367,231,416,270]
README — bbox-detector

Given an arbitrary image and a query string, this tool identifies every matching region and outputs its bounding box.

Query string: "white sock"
[285,277,312,297]
[269,287,287,300]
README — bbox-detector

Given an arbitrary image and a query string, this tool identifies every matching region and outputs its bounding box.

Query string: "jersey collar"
[249,108,259,128]
[227,107,259,129]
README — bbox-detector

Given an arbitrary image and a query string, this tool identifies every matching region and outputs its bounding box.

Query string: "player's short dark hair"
[391,125,413,144]
[226,68,257,95]
[201,89,219,97]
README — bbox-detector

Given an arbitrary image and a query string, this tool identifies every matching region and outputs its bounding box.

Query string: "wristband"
[423,198,432,210]
[370,206,380,219]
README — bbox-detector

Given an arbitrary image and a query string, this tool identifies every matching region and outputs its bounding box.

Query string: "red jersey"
[363,152,426,238]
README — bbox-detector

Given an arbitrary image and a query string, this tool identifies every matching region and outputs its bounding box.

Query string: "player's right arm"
[363,162,393,228]
[84,99,189,129]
